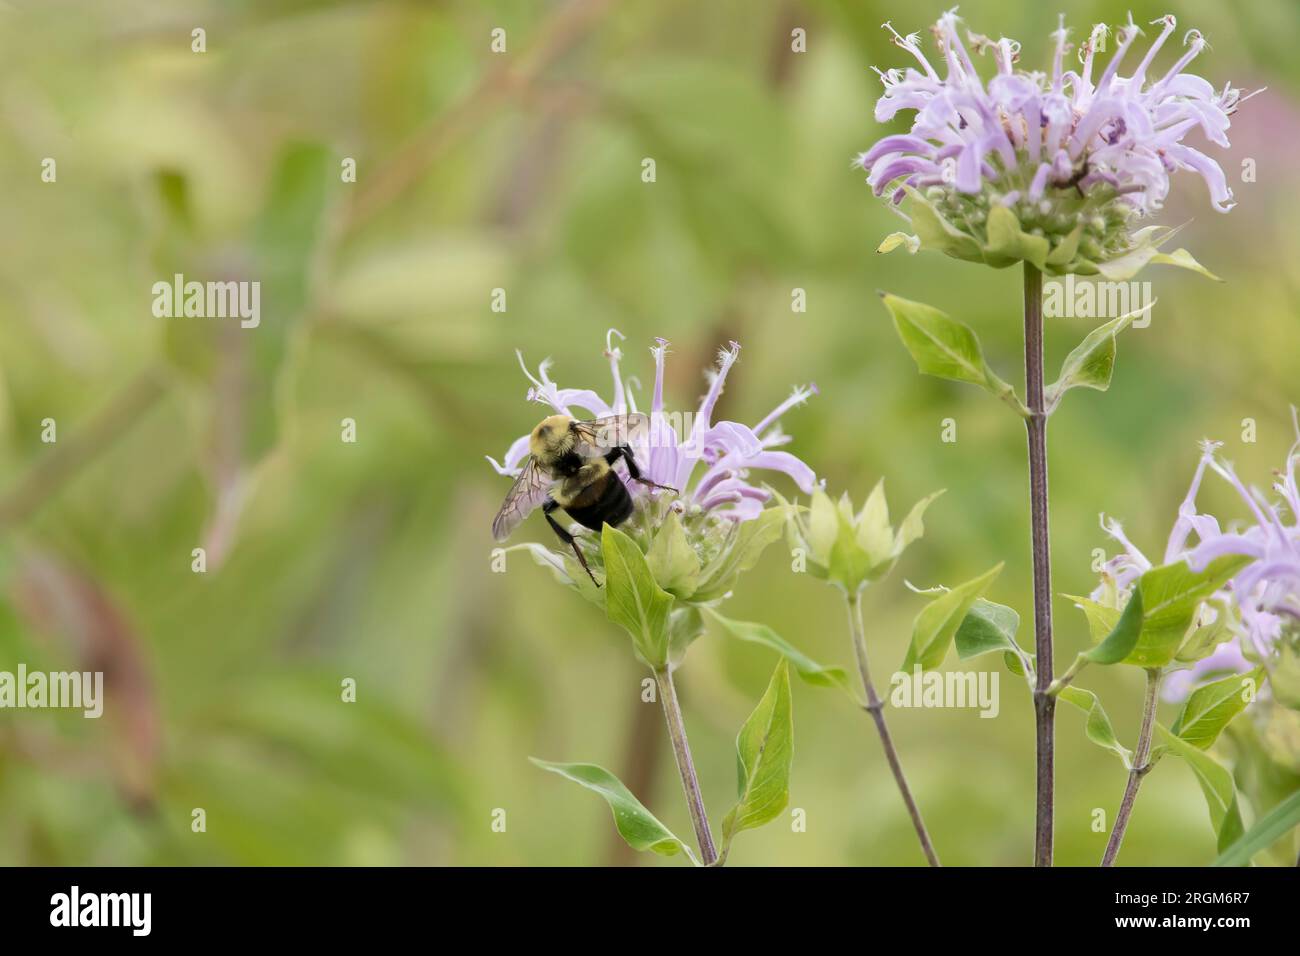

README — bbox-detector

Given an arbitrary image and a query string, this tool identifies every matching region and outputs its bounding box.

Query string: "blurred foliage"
[0,0,1298,865]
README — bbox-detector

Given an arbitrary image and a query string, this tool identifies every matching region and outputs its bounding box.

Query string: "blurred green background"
[1,0,1297,866]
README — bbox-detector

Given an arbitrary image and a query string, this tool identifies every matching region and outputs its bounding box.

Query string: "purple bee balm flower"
[1184,430,1300,664]
[860,9,1260,272]
[1097,427,1300,701]
[487,330,817,524]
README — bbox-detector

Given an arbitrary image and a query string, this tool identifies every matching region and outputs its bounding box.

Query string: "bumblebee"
[492,413,674,585]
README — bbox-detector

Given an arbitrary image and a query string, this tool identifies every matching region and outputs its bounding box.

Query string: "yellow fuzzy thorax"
[529,414,576,463]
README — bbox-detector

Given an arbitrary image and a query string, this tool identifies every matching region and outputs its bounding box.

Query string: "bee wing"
[491,456,553,541]
[570,412,650,453]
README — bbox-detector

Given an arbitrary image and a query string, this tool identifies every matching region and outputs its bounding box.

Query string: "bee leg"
[607,445,677,494]
[543,500,600,587]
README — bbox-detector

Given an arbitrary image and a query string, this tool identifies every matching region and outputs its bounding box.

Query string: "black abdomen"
[564,473,634,532]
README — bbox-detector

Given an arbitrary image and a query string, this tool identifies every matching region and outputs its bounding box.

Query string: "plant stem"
[0,367,168,532]
[1101,668,1162,866]
[845,590,941,866]
[1023,261,1056,867]
[654,668,717,866]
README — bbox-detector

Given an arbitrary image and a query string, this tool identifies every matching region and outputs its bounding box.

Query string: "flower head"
[488,331,817,601]
[1095,426,1300,702]
[861,10,1259,276]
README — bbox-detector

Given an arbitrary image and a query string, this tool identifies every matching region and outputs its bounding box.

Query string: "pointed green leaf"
[666,605,705,670]
[880,293,1010,395]
[1046,223,1084,267]
[721,659,794,847]
[954,599,1022,661]
[1058,686,1133,768]
[904,187,983,261]
[1044,301,1155,410]
[804,487,840,565]
[645,510,701,599]
[1083,585,1145,664]
[164,143,332,469]
[530,759,689,858]
[692,504,788,601]
[1214,789,1300,867]
[1128,555,1253,667]
[985,203,1049,270]
[894,489,944,556]
[1175,596,1238,663]
[704,609,850,691]
[1064,594,1121,644]
[902,563,1004,672]
[1158,725,1245,852]
[854,478,893,565]
[1005,649,1032,679]
[1095,242,1221,282]
[601,525,675,669]
[1172,667,1264,750]
[877,232,920,255]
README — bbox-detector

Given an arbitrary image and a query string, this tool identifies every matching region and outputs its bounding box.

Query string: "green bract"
[877,187,1220,282]
[782,482,942,594]
[517,501,795,670]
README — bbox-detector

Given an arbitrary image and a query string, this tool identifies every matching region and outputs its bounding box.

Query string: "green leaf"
[902,563,1004,672]
[1270,643,1300,710]
[704,609,850,691]
[645,510,701,599]
[803,487,840,568]
[894,489,944,556]
[1175,596,1238,664]
[954,599,1022,661]
[880,293,1013,399]
[601,525,675,669]
[1083,585,1145,664]
[529,759,689,858]
[1004,648,1032,679]
[721,659,794,848]
[1172,667,1264,750]
[904,187,983,261]
[1058,686,1133,768]
[1096,243,1221,282]
[692,504,788,601]
[1128,555,1253,667]
[1213,789,1300,867]
[854,478,893,566]
[876,231,920,255]
[244,142,333,462]
[1064,594,1121,644]
[1045,223,1083,267]
[1044,301,1154,411]
[985,204,1049,270]
[1158,726,1245,852]
[666,605,705,670]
